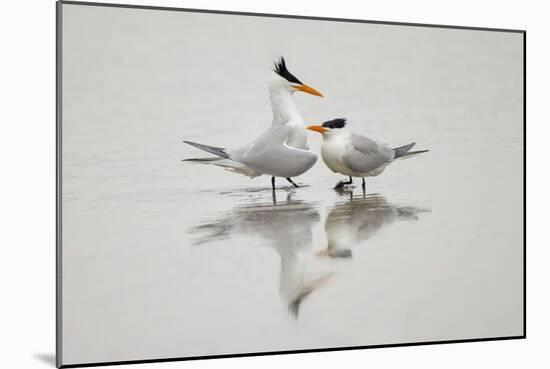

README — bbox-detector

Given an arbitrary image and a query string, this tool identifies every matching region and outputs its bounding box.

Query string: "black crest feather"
[273,57,303,85]
[322,118,347,129]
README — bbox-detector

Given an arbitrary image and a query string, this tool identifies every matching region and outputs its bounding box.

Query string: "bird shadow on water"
[189,190,429,318]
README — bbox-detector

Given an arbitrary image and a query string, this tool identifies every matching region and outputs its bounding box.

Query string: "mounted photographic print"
[56,1,525,367]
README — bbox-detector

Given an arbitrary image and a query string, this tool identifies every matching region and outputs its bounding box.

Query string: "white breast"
[321,136,355,176]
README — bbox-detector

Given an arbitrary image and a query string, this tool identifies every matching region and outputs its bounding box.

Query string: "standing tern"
[183,57,323,190]
[307,118,429,191]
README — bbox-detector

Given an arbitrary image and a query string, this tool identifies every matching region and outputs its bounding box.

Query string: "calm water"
[60,4,524,365]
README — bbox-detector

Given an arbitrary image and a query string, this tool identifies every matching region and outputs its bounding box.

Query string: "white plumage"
[308,118,428,189]
[183,58,323,189]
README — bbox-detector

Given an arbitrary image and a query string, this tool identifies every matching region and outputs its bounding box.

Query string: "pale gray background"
[60,3,523,366]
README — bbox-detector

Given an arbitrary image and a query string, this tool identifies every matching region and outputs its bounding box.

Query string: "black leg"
[271,176,276,191]
[286,178,299,188]
[334,176,353,190]
[362,178,366,192]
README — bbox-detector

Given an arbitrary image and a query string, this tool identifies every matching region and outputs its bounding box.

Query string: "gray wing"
[342,134,394,174]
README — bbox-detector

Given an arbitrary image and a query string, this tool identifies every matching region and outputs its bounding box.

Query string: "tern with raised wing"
[307,118,429,190]
[183,57,323,190]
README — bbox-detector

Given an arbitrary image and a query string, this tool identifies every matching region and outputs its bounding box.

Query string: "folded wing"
[342,134,395,174]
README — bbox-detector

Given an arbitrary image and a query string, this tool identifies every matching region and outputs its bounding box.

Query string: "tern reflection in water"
[191,199,331,317]
[190,193,428,318]
[321,193,429,259]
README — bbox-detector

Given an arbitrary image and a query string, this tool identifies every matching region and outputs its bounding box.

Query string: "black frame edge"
[522,30,526,339]
[59,0,526,33]
[56,0,63,367]
[60,335,526,368]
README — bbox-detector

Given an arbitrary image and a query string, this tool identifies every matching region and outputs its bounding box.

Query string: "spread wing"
[342,134,395,174]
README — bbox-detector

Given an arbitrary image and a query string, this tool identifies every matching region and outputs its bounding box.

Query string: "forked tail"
[182,157,222,163]
[182,140,229,159]
[393,142,429,159]
[398,149,429,158]
[182,140,262,178]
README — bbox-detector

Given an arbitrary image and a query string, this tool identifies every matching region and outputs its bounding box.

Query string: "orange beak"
[294,84,324,97]
[307,125,328,134]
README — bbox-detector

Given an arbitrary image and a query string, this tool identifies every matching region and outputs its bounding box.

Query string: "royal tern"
[183,57,323,190]
[307,118,429,190]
